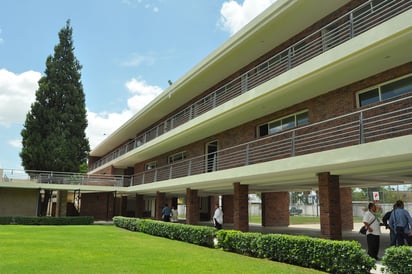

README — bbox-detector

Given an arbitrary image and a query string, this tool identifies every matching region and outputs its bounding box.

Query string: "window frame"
[257,110,309,137]
[356,74,412,107]
[145,161,157,171]
[168,151,187,164]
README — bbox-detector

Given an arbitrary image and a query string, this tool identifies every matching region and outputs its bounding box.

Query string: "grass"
[0,225,324,274]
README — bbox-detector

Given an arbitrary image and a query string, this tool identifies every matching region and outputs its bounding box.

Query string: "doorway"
[206,140,218,172]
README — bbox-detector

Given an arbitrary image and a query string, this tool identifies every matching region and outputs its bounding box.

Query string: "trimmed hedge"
[381,246,412,274]
[216,230,376,274]
[113,216,215,247]
[114,217,380,273]
[0,216,94,225]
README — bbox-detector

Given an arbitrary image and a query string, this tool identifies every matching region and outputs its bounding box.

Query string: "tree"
[20,20,90,173]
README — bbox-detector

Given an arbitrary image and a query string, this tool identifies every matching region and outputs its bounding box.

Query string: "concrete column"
[318,172,342,240]
[135,194,145,218]
[233,182,248,232]
[340,187,354,231]
[262,191,289,227]
[186,188,199,225]
[56,190,68,217]
[156,191,166,220]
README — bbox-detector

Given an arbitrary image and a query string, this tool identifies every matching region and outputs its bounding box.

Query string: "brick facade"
[262,192,290,227]
[222,195,234,224]
[318,172,342,240]
[186,188,199,225]
[340,187,354,231]
[134,63,412,174]
[233,183,249,232]
[80,192,115,221]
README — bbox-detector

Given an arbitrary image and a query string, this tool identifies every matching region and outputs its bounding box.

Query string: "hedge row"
[381,246,412,274]
[216,230,376,274]
[113,216,215,247]
[114,217,379,273]
[0,216,94,225]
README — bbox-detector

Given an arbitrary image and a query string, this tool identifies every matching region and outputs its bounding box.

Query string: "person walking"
[362,202,381,260]
[161,203,171,222]
[382,203,397,246]
[171,206,178,222]
[389,200,412,246]
[213,203,223,230]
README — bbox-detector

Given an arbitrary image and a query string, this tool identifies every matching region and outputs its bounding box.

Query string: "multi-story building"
[86,0,412,239]
[1,0,411,240]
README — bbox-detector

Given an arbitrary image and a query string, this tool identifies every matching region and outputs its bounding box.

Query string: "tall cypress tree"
[20,20,90,173]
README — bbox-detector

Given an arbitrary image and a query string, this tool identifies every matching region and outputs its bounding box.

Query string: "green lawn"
[0,225,324,274]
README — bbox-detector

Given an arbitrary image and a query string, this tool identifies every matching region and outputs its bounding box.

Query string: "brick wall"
[80,192,115,221]
[262,192,289,227]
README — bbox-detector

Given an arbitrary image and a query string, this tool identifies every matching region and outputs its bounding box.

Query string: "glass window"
[282,116,295,130]
[168,152,186,164]
[258,124,268,137]
[381,75,412,100]
[145,161,157,170]
[296,112,309,126]
[359,88,379,107]
[269,120,282,134]
[259,110,309,137]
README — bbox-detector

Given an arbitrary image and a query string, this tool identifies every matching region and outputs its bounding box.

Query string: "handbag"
[359,216,376,235]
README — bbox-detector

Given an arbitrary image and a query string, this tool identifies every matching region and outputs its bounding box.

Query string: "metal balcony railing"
[130,95,412,185]
[1,97,411,188]
[90,0,412,171]
[0,169,131,187]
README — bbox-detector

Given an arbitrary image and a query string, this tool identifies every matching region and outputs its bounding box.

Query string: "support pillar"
[318,172,342,240]
[262,192,289,226]
[340,187,354,231]
[186,188,199,225]
[156,192,166,220]
[222,195,234,224]
[233,182,248,232]
[56,190,68,217]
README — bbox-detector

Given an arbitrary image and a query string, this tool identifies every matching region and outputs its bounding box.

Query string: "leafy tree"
[20,21,89,174]
[20,20,90,208]
[21,20,89,215]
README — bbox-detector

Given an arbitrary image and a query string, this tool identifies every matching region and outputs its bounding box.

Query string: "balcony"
[1,96,411,192]
[90,0,412,171]
[0,170,131,190]
[130,95,412,186]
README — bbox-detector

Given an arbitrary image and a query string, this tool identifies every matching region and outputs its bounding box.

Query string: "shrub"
[216,230,375,274]
[381,246,412,274]
[113,216,216,247]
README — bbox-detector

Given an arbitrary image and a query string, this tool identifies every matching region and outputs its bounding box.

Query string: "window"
[358,88,379,107]
[145,161,157,170]
[357,75,412,107]
[168,151,186,164]
[258,111,309,137]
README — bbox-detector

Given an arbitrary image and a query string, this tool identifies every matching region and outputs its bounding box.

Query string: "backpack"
[382,210,392,229]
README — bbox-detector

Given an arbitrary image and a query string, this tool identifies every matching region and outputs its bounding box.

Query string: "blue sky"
[0,0,276,171]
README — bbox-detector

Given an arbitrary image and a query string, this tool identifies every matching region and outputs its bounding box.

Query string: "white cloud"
[125,77,163,113]
[86,110,133,149]
[86,77,163,149]
[0,28,4,44]
[219,0,277,35]
[120,52,155,67]
[122,0,159,12]
[0,69,41,127]
[8,139,22,148]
